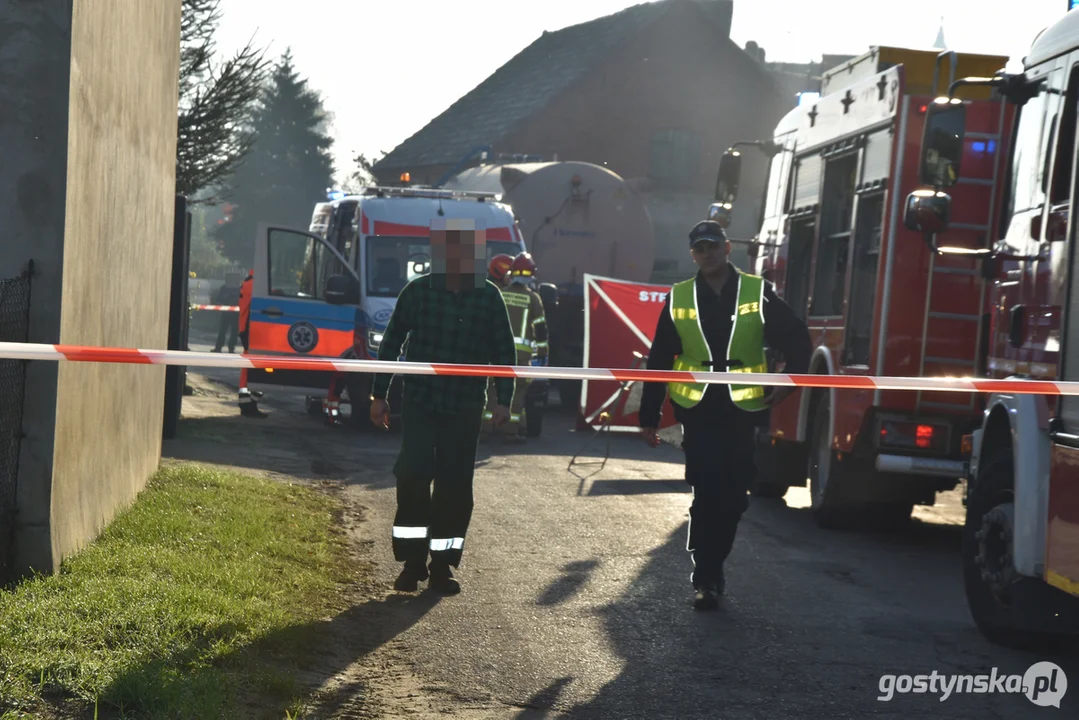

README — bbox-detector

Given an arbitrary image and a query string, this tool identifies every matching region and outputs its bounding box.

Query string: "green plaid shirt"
[371,275,517,413]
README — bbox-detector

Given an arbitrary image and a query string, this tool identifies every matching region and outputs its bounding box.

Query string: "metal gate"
[0,265,31,584]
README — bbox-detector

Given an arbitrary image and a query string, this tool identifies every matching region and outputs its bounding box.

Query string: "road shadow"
[567,518,1079,720]
[162,388,409,492]
[585,479,689,496]
[512,676,575,719]
[95,592,441,719]
[745,493,964,556]
[536,560,600,607]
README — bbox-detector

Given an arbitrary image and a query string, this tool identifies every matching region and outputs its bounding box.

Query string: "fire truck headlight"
[367,330,384,350]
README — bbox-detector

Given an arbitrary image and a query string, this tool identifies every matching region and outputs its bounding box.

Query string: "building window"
[650,129,700,188]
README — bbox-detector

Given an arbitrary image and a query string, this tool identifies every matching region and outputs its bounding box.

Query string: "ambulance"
[908,10,1079,647]
[245,185,527,421]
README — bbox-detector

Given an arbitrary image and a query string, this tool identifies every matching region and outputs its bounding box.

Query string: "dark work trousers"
[682,413,757,588]
[215,311,239,351]
[392,401,484,569]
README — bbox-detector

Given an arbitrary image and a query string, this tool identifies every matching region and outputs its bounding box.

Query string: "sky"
[214,0,1070,186]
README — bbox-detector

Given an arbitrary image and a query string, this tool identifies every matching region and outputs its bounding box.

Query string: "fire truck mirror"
[918,100,966,189]
[903,190,951,235]
[715,151,742,204]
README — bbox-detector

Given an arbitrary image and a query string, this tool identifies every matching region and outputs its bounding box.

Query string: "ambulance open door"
[249,223,362,359]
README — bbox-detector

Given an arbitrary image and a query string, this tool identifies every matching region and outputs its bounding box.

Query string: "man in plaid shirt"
[370,219,517,594]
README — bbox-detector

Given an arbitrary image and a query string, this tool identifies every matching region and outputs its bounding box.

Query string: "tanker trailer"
[443,161,656,411]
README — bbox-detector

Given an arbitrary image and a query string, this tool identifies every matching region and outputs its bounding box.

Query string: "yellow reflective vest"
[668,272,769,412]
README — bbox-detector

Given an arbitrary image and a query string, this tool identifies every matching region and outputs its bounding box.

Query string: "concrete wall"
[1,0,181,574]
[1,0,78,575]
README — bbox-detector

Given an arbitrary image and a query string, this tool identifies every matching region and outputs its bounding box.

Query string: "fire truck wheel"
[961,446,1044,649]
[807,396,851,529]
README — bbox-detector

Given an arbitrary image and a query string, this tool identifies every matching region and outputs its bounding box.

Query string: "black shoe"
[693,585,720,611]
[394,562,429,592]
[240,404,269,419]
[428,564,461,595]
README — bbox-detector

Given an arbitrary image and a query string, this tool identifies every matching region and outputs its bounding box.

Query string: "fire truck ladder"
[915,53,1008,414]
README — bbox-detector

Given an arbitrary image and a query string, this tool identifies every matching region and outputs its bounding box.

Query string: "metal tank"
[443,161,656,286]
[444,161,656,412]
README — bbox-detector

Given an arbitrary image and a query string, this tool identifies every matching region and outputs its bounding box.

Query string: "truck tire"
[807,397,851,529]
[962,447,1048,649]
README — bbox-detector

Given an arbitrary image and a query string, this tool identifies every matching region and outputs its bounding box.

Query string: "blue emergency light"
[1072,0,1078,11]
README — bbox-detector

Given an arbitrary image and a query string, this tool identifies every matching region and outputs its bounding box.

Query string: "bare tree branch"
[177,0,270,203]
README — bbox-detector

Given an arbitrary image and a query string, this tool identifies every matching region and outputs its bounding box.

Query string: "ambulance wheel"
[962,447,1046,649]
[305,396,325,417]
[807,396,851,529]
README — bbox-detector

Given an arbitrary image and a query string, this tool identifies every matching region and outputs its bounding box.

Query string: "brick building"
[372,0,793,281]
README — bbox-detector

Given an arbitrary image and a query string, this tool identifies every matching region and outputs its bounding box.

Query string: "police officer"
[482,252,548,440]
[639,220,811,611]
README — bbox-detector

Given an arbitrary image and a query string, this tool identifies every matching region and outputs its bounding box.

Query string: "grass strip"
[0,464,357,719]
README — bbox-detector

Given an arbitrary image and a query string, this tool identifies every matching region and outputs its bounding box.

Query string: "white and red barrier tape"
[190,304,240,312]
[0,341,1073,396]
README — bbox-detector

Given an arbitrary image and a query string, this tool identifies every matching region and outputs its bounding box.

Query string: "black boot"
[693,583,720,611]
[691,562,724,611]
[394,561,429,592]
[428,563,461,595]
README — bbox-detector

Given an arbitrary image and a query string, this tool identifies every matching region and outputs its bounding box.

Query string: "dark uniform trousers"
[392,400,484,568]
[682,409,757,588]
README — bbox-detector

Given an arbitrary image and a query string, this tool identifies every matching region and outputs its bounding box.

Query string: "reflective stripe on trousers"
[429,537,465,551]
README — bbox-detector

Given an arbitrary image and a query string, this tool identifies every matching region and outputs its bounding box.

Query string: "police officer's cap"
[689,220,727,247]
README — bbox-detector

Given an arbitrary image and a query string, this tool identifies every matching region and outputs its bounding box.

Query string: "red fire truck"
[714,45,1013,529]
[906,12,1079,646]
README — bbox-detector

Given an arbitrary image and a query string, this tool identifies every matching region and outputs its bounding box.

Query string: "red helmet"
[510,252,537,280]
[488,254,514,282]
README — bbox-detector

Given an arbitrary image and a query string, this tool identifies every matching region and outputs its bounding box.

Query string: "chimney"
[744,40,765,64]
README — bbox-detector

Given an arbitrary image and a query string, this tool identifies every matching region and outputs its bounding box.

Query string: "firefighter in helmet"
[482,252,548,440]
[488,253,514,288]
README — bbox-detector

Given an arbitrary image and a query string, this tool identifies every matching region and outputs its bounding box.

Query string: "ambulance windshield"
[365,237,523,297]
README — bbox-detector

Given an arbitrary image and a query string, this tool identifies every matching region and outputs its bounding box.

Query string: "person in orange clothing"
[237,269,267,418]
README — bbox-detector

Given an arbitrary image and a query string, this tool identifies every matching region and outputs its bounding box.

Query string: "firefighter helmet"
[488,254,514,283]
[509,252,536,283]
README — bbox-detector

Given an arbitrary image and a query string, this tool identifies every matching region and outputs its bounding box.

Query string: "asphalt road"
[178,332,1078,719]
